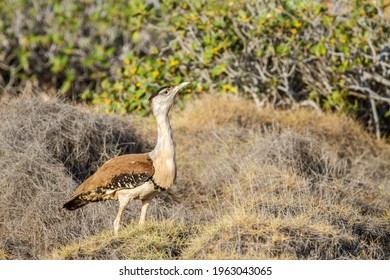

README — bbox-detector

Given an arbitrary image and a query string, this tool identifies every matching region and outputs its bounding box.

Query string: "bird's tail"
[63,196,88,210]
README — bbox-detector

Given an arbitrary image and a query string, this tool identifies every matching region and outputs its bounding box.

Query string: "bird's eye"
[162,89,170,95]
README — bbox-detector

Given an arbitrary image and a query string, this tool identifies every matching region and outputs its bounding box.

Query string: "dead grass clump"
[52,220,191,260]
[183,212,357,260]
[0,96,145,181]
[175,94,386,160]
[172,95,390,259]
[0,248,8,260]
[0,97,146,259]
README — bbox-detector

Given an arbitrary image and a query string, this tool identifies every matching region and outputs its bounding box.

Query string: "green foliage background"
[0,0,389,131]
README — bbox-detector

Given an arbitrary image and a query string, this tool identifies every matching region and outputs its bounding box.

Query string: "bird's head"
[149,82,189,116]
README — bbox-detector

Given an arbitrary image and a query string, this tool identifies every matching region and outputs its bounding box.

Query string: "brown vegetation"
[1,94,390,259]
[172,96,390,259]
[0,96,147,259]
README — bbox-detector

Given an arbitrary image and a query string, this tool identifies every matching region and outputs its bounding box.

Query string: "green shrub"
[1,0,389,134]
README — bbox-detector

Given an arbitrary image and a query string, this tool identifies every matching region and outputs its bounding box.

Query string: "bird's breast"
[114,181,159,201]
[151,156,176,189]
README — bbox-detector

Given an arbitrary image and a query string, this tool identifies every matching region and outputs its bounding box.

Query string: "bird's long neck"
[149,113,176,188]
[151,113,175,156]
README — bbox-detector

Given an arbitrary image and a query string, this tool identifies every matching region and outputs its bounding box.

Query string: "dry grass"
[171,95,390,259]
[0,96,147,259]
[1,94,390,259]
[52,220,191,260]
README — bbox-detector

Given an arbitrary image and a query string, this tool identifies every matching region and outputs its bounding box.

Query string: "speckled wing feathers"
[63,153,154,210]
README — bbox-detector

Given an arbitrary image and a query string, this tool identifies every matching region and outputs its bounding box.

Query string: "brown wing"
[63,153,154,210]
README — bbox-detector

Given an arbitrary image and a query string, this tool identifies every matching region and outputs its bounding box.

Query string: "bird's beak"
[172,82,190,95]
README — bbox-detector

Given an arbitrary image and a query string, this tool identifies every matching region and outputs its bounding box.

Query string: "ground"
[1,94,389,260]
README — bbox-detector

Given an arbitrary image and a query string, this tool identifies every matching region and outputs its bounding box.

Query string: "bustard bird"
[63,82,189,234]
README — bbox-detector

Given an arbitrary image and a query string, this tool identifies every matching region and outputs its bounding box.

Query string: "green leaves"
[60,70,75,94]
[310,44,327,57]
[211,64,226,77]
[276,43,290,57]
[78,0,389,119]
[1,0,388,131]
[51,55,69,73]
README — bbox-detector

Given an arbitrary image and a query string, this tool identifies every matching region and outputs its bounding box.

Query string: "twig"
[5,67,16,90]
[254,63,269,81]
[349,84,386,140]
[348,85,390,103]
[299,100,322,113]
[362,71,390,88]
[243,85,261,107]
[367,39,377,64]
[360,53,390,68]
[231,19,247,50]
[277,85,297,103]
[369,97,381,141]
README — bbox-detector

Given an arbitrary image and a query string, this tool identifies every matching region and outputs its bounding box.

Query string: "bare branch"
[348,85,390,103]
[362,71,390,88]
[231,19,247,50]
[348,85,390,104]
[369,98,381,141]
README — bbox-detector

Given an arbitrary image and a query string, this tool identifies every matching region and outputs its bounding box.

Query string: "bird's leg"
[113,194,132,234]
[139,199,151,224]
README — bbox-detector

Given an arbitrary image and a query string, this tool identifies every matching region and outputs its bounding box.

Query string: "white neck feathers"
[149,114,176,189]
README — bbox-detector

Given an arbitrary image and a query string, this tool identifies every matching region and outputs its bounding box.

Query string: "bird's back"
[63,153,154,210]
